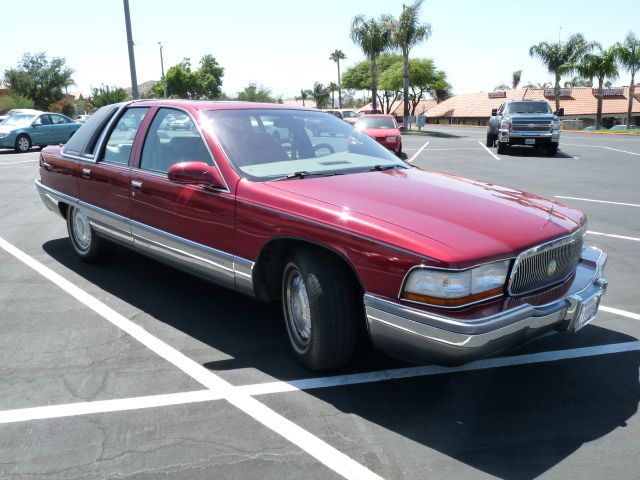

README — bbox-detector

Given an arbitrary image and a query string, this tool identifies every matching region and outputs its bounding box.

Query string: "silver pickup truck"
[487,100,563,156]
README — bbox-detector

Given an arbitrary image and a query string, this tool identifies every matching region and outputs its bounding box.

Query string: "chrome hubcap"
[18,138,29,151]
[286,270,311,346]
[72,208,91,251]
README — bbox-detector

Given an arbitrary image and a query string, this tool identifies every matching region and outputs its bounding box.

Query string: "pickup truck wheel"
[67,206,114,262]
[15,135,31,153]
[282,249,360,370]
[496,142,507,154]
[547,144,559,156]
[486,133,495,147]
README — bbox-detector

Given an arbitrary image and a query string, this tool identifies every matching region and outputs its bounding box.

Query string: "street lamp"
[158,42,167,98]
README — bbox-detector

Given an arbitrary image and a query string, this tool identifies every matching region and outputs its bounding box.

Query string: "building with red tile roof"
[424,87,640,129]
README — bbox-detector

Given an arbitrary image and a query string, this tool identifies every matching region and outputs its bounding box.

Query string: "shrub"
[49,98,76,118]
[0,94,35,113]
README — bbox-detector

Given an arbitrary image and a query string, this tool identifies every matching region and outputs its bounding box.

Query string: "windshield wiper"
[272,171,342,181]
[368,164,407,172]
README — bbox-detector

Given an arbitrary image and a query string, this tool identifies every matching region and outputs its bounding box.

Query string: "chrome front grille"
[508,229,584,296]
[511,120,552,133]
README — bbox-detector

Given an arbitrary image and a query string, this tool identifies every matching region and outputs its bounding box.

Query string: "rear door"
[129,107,237,287]
[49,114,75,144]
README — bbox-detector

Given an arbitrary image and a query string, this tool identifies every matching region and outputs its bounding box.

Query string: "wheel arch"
[252,237,365,302]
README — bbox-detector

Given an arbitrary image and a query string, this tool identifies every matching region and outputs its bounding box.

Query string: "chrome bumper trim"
[365,246,607,363]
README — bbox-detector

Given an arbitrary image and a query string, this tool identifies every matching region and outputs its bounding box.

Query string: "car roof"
[357,114,394,118]
[129,99,311,112]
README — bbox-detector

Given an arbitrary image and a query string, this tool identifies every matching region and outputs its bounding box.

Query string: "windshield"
[504,102,552,114]
[342,111,357,118]
[203,109,406,181]
[356,116,397,129]
[2,114,36,127]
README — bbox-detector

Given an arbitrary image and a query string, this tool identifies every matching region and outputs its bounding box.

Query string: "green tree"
[196,54,224,99]
[382,0,431,126]
[529,33,597,111]
[494,83,510,91]
[564,76,592,87]
[310,82,330,109]
[3,52,74,110]
[236,83,275,102]
[329,49,346,108]
[578,45,620,129]
[150,55,224,99]
[616,32,640,128]
[89,84,130,109]
[49,98,76,118]
[512,70,522,89]
[295,89,312,106]
[350,15,392,112]
[0,94,35,113]
[328,82,339,108]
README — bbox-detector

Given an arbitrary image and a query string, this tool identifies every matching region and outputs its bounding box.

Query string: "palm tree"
[578,45,620,129]
[328,82,339,108]
[295,89,312,107]
[512,70,522,89]
[329,49,346,108]
[494,83,510,91]
[616,32,640,128]
[350,15,392,112]
[310,82,330,110]
[382,0,431,126]
[529,33,597,111]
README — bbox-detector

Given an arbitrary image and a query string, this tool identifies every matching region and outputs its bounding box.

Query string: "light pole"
[122,0,139,99]
[158,42,167,98]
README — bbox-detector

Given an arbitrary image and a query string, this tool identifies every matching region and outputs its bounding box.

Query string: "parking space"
[1,129,639,478]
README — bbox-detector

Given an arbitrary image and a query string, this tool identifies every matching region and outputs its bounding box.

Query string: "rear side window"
[101,107,149,165]
[63,104,120,158]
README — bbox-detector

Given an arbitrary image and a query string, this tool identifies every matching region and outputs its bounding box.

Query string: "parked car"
[354,114,403,156]
[75,114,92,123]
[582,126,606,131]
[0,112,82,152]
[609,124,640,131]
[487,100,562,155]
[36,100,608,371]
[326,109,359,126]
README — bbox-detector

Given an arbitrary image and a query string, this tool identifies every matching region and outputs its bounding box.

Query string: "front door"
[129,107,236,288]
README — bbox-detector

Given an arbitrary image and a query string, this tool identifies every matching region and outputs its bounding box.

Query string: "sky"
[1,0,637,99]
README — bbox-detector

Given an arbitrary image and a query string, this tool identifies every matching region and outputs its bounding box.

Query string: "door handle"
[82,168,91,177]
[131,180,142,189]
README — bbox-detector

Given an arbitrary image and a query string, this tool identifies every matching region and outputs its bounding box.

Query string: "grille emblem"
[547,259,557,277]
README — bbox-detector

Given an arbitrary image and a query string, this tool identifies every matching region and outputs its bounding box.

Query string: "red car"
[355,114,403,156]
[36,100,607,370]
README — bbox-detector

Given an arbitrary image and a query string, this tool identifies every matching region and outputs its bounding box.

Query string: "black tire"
[281,248,361,370]
[66,206,115,262]
[396,144,402,157]
[486,132,495,147]
[15,134,31,153]
[496,142,507,154]
[547,144,559,156]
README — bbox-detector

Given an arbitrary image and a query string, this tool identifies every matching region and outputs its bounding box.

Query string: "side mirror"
[491,108,498,116]
[398,124,405,131]
[554,108,565,117]
[167,162,225,188]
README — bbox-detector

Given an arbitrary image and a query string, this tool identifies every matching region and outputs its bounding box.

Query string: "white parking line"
[423,147,481,151]
[587,231,640,242]
[563,144,640,156]
[600,306,640,321]
[0,159,38,166]
[555,196,640,208]
[477,140,500,160]
[0,236,382,480]
[408,141,429,163]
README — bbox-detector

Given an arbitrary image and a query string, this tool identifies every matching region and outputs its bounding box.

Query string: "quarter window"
[102,107,149,165]
[140,108,212,173]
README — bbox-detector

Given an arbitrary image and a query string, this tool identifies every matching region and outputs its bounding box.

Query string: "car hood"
[0,125,17,134]
[264,168,584,265]
[359,127,400,137]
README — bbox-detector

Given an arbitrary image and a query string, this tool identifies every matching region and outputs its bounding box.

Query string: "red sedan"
[355,114,403,156]
[36,100,607,370]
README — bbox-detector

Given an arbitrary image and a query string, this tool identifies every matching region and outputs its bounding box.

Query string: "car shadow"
[404,130,466,139]
[499,146,574,159]
[42,238,640,479]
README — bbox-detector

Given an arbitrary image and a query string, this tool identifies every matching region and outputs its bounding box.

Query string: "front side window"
[34,115,52,126]
[140,108,212,173]
[203,109,404,181]
[102,107,149,165]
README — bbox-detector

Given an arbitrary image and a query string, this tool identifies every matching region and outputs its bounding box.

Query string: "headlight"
[402,260,510,307]
[385,136,397,142]
[500,118,511,130]
[552,119,560,129]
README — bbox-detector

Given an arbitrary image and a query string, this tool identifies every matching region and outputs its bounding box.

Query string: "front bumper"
[499,129,560,145]
[0,136,15,148]
[365,246,607,364]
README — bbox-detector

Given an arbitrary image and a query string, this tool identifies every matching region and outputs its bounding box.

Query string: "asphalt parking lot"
[1,126,639,479]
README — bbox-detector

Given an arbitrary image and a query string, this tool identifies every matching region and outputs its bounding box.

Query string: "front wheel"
[281,249,361,370]
[66,206,115,262]
[547,144,559,156]
[496,142,507,154]
[486,132,495,147]
[15,134,31,153]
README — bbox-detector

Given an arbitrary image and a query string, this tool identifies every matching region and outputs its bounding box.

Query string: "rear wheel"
[66,206,115,262]
[281,248,361,370]
[15,135,31,153]
[486,132,495,147]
